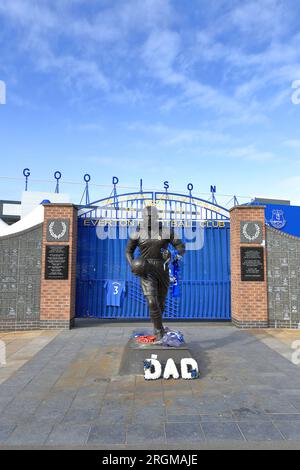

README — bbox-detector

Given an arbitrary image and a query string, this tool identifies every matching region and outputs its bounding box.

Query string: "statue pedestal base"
[119,331,192,376]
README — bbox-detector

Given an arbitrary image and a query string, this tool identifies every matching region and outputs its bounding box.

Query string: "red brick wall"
[40,204,78,328]
[230,206,268,328]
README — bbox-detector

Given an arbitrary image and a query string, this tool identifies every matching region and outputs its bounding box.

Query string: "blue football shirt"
[169,261,180,298]
[104,280,126,307]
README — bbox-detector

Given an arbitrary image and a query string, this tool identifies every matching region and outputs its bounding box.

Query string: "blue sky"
[0,0,300,206]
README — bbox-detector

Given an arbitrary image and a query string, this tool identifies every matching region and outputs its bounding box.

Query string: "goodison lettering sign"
[112,176,218,201]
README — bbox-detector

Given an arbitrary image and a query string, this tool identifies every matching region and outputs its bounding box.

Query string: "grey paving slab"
[0,399,41,424]
[87,424,126,445]
[270,414,300,421]
[75,382,109,396]
[257,397,299,415]
[31,395,76,422]
[62,407,100,425]
[126,423,165,445]
[165,422,204,443]
[100,399,133,415]
[166,414,201,423]
[275,421,300,440]
[197,397,231,415]
[0,384,26,399]
[5,421,54,446]
[70,398,102,413]
[131,406,166,424]
[287,397,300,411]
[46,424,91,446]
[97,409,133,425]
[0,425,16,444]
[231,406,271,421]
[279,389,300,397]
[0,395,14,410]
[199,413,234,422]
[238,421,284,442]
[202,422,245,442]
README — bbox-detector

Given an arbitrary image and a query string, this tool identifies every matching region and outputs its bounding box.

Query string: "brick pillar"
[230,206,268,328]
[40,204,78,329]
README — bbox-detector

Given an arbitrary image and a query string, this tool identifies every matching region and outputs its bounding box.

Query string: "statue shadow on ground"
[187,329,258,380]
[187,341,211,379]
[74,319,258,380]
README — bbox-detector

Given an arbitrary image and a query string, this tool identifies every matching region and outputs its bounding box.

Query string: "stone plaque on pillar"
[241,247,264,281]
[46,219,70,242]
[240,221,263,244]
[45,245,69,280]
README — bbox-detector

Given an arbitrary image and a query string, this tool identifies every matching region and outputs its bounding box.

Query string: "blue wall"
[264,204,300,237]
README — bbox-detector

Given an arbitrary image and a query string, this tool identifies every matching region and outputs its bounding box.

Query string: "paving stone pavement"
[0,330,60,385]
[0,322,300,448]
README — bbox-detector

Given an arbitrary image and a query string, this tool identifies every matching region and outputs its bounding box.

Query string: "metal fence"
[76,191,231,320]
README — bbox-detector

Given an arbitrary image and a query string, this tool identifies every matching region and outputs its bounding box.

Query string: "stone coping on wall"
[0,222,43,240]
[42,203,77,207]
[266,224,300,240]
[229,205,266,212]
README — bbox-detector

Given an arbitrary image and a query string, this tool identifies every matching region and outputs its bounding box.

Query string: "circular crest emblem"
[242,222,260,242]
[49,221,67,240]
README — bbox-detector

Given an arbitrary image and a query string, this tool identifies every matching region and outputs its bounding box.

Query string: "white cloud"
[0,0,57,30]
[125,121,277,163]
[140,29,251,117]
[278,175,300,205]
[69,122,104,132]
[87,154,154,171]
[283,139,300,149]
[141,30,183,86]
[223,145,276,162]
[41,52,110,92]
[189,1,300,111]
[126,121,231,146]
[228,0,290,41]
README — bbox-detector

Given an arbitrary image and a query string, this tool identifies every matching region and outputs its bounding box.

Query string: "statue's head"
[142,206,159,231]
[141,205,159,225]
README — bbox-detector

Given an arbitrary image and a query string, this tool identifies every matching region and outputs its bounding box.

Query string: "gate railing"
[76,190,231,320]
[78,191,230,221]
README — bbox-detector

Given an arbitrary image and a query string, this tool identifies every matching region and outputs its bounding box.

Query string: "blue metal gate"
[75,191,231,320]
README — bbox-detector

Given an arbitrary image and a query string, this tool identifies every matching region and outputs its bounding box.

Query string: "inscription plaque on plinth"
[241,246,264,281]
[45,245,69,280]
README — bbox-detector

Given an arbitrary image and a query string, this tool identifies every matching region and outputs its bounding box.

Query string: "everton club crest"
[269,210,286,230]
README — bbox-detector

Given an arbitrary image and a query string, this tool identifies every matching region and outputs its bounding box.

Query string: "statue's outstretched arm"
[170,231,186,257]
